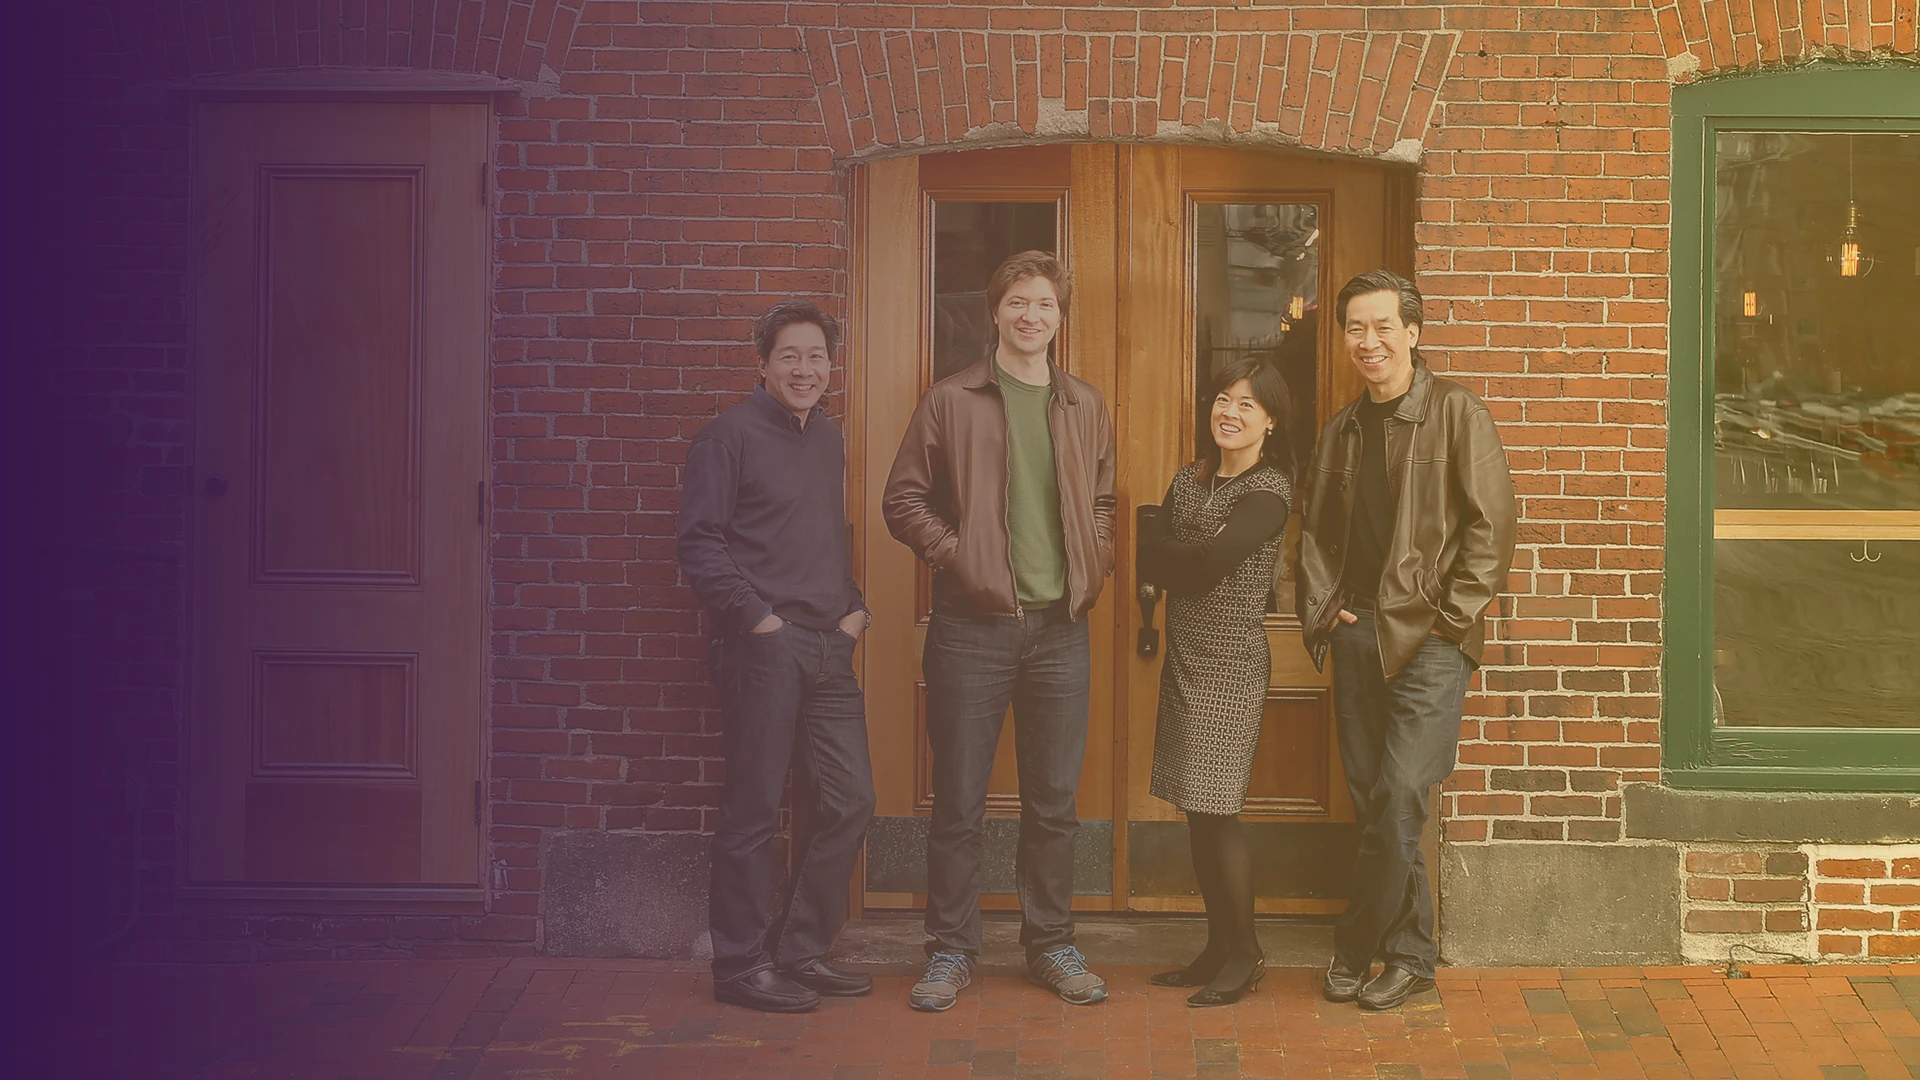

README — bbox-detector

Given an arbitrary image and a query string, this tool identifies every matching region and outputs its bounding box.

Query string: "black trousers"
[1329,611,1472,980]
[708,623,875,982]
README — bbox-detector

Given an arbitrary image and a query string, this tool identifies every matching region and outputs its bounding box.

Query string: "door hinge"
[473,779,483,825]
[480,160,490,207]
[477,480,486,525]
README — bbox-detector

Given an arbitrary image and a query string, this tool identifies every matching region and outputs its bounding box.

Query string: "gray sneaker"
[909,951,973,1012]
[1029,946,1108,1005]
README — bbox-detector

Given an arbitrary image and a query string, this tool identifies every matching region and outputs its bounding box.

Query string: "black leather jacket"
[1295,362,1517,678]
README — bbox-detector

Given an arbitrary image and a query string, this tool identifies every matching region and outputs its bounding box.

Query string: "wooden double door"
[851,144,1412,914]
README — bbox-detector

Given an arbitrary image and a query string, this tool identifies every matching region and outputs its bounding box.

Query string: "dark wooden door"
[187,102,489,888]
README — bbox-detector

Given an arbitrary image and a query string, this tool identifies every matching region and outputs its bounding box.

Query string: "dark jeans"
[709,623,875,982]
[922,604,1091,963]
[1330,610,1471,980]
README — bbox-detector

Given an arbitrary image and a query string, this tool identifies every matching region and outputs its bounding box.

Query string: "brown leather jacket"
[1295,362,1517,678]
[883,357,1118,620]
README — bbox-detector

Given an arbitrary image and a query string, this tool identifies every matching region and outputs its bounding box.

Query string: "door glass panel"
[931,201,1058,383]
[1710,131,1920,728]
[1192,202,1319,616]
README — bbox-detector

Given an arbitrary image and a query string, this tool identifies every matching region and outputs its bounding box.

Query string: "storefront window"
[1667,66,1920,788]
[1710,132,1920,729]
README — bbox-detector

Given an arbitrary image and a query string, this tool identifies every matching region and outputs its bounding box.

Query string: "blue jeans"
[1330,610,1471,980]
[708,624,875,982]
[921,604,1091,962]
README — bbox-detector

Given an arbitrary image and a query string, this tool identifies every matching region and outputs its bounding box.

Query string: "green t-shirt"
[997,362,1069,607]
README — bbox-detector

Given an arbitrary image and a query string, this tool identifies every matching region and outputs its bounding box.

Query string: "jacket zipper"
[1328,415,1360,627]
[995,378,1025,625]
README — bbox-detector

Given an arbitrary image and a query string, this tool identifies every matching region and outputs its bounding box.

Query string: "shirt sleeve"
[1140,489,1289,596]
[674,435,774,633]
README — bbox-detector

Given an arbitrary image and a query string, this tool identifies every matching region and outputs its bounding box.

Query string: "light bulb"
[1831,201,1876,279]
[1742,291,1757,316]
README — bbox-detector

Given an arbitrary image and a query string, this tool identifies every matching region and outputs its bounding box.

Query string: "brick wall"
[1679,844,1920,964]
[47,1,1920,959]
[1810,846,1920,961]
[1682,846,1813,962]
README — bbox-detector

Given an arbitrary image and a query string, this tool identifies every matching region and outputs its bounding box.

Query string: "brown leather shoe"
[713,967,821,1013]
[780,958,873,997]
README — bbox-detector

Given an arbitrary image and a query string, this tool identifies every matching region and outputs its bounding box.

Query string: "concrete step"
[832,914,1335,977]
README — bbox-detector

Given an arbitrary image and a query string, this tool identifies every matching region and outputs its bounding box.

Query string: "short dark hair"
[754,299,841,361]
[985,250,1071,316]
[1334,269,1424,330]
[1198,357,1297,482]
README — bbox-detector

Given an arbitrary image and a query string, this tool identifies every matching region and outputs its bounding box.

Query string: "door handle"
[203,474,229,497]
[1137,582,1161,657]
[1135,504,1161,658]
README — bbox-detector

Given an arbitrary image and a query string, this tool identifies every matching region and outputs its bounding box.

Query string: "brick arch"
[803,28,1459,163]
[1649,0,1918,79]
[106,0,586,85]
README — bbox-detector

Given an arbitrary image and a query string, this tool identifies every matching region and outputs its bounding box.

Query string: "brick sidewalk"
[85,960,1920,1079]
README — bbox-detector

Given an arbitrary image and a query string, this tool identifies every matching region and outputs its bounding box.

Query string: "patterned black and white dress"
[1141,462,1292,815]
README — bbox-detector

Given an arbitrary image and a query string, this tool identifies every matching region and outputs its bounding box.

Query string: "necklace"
[1203,467,1240,509]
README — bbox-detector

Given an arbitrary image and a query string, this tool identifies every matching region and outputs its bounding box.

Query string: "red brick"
[1867,934,1920,957]
[1817,908,1896,931]
[1819,934,1864,956]
[1869,884,1920,906]
[1819,859,1889,879]
[1688,910,1764,934]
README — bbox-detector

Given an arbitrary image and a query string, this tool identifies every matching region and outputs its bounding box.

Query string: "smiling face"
[759,320,830,421]
[992,274,1062,361]
[1342,288,1421,401]
[1210,378,1273,461]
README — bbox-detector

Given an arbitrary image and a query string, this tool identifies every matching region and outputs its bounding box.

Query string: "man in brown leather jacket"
[883,250,1117,1012]
[1296,270,1517,1011]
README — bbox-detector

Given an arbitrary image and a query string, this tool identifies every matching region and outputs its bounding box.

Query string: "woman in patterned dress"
[1137,357,1294,1007]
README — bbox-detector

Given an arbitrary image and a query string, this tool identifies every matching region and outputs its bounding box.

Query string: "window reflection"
[932,201,1058,383]
[1713,133,1920,511]
[1710,131,1920,729]
[1193,203,1319,616]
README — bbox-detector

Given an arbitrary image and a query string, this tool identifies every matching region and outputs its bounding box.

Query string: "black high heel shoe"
[1186,957,1265,1007]
[1148,949,1225,988]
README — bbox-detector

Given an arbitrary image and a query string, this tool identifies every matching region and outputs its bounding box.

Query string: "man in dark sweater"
[676,300,876,1014]
[1295,271,1517,1011]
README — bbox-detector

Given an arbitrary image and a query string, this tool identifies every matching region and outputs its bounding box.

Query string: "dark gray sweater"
[676,388,865,633]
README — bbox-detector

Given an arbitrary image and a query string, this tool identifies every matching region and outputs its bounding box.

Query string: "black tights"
[1185,810,1263,988]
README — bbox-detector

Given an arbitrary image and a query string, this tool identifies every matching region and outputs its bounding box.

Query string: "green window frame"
[1665,64,1920,791]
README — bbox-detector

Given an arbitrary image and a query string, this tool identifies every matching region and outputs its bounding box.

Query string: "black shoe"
[1357,965,1436,1011]
[780,958,874,997]
[1186,958,1265,1008]
[713,967,821,1013]
[1322,959,1368,1003]
[1148,948,1225,988]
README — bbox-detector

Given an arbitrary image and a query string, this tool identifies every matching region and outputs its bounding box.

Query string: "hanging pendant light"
[1829,135,1877,279]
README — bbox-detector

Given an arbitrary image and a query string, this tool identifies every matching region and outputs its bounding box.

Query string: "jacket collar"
[959,353,1079,406]
[1343,359,1433,429]
[750,385,823,431]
